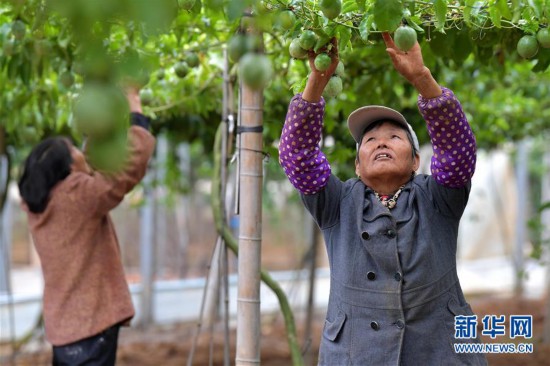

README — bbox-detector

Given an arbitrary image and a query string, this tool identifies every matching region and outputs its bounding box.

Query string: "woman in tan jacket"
[18,86,156,365]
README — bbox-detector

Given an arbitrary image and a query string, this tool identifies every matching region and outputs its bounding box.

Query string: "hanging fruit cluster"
[517,28,550,59]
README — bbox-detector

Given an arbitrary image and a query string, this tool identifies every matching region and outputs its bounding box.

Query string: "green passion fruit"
[319,0,342,20]
[277,10,296,31]
[334,60,344,77]
[299,30,317,51]
[140,88,154,106]
[289,38,308,59]
[74,83,129,138]
[536,28,550,48]
[184,51,200,67]
[174,61,189,78]
[323,75,342,98]
[394,26,417,52]
[239,53,273,91]
[314,53,332,72]
[517,35,539,58]
[86,132,129,173]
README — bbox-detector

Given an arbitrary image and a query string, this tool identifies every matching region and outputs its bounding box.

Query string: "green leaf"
[314,34,331,52]
[511,0,521,22]
[489,6,501,28]
[359,14,373,42]
[355,0,367,12]
[497,0,512,19]
[433,0,447,33]
[527,0,543,18]
[463,0,477,25]
[373,0,403,32]
[404,16,424,33]
[338,25,352,51]
[342,0,359,14]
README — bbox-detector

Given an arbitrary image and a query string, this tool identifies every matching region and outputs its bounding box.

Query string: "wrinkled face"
[66,141,90,174]
[355,121,419,184]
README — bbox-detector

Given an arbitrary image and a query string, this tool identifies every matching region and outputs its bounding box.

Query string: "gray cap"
[347,105,420,153]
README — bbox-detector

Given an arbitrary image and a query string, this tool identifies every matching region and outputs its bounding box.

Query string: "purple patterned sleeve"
[418,87,476,188]
[278,94,331,195]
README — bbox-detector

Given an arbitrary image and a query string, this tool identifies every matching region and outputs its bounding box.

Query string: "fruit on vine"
[86,133,129,173]
[334,60,344,77]
[277,10,296,30]
[178,0,196,10]
[394,26,417,52]
[174,61,189,78]
[156,68,165,80]
[517,35,539,58]
[299,30,317,50]
[184,51,200,67]
[11,20,26,40]
[74,83,129,138]
[239,53,273,91]
[140,88,154,106]
[289,38,308,59]
[323,75,342,98]
[59,70,75,88]
[320,0,342,20]
[314,53,331,71]
[228,35,247,62]
[536,28,550,48]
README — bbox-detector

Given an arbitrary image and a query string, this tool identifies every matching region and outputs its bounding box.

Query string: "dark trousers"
[52,324,120,366]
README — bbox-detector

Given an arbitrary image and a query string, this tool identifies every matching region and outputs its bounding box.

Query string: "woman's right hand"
[302,38,339,103]
[124,85,142,114]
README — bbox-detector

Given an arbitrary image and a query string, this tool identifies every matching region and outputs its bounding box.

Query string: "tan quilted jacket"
[25,125,155,346]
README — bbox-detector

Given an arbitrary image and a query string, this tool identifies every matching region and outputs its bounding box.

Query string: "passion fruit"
[73,83,129,138]
[320,0,342,20]
[323,75,342,98]
[517,35,539,58]
[299,30,317,51]
[289,38,308,59]
[277,10,296,30]
[394,26,417,52]
[140,88,154,106]
[314,53,332,72]
[174,61,189,78]
[239,53,273,91]
[536,28,550,48]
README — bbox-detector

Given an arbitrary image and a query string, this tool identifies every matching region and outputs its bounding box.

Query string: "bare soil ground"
[3,295,549,366]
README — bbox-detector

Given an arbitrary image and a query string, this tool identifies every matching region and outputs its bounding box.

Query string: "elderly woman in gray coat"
[278,34,487,365]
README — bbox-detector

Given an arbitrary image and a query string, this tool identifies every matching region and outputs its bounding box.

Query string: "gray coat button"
[367,271,376,280]
[371,321,379,330]
[386,229,396,238]
[361,231,370,240]
[394,272,402,282]
[396,320,405,329]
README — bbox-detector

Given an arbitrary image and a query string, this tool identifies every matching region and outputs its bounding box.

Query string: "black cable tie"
[236,126,263,134]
